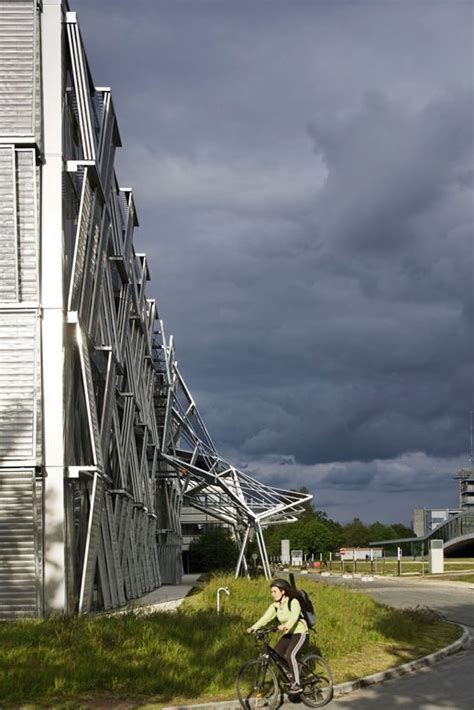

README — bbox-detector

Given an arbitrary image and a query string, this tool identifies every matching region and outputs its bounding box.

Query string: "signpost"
[339,548,346,574]
[397,546,402,576]
[281,539,290,566]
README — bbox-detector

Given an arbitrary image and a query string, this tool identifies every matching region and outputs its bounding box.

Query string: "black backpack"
[288,572,316,629]
[290,590,316,629]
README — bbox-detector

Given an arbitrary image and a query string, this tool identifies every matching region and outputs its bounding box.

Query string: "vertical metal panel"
[0,469,39,618]
[16,149,39,302]
[109,184,124,256]
[97,535,111,610]
[99,500,118,608]
[65,16,96,161]
[105,493,125,605]
[112,404,126,488]
[0,0,36,136]
[0,146,19,301]
[68,167,93,313]
[79,191,103,325]
[0,310,37,460]
[88,211,110,339]
[78,473,104,614]
[97,90,117,197]
[127,508,139,598]
[121,190,135,268]
[102,263,120,358]
[77,326,103,471]
[99,353,116,460]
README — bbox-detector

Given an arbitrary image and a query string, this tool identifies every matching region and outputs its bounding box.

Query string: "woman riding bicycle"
[247,578,308,695]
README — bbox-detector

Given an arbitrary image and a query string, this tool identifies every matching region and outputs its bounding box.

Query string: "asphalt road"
[308,574,474,710]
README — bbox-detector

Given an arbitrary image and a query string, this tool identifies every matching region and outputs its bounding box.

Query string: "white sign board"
[291,549,303,566]
[281,539,290,565]
[429,539,444,573]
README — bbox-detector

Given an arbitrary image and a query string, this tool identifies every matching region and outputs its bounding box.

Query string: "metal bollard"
[216,586,230,613]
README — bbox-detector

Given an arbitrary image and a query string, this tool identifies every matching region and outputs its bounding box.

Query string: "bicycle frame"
[252,627,306,687]
[259,642,292,683]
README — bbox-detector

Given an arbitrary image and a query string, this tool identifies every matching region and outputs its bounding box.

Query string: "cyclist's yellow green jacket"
[250,597,308,635]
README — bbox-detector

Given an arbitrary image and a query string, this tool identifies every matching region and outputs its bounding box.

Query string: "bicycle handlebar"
[253,626,279,639]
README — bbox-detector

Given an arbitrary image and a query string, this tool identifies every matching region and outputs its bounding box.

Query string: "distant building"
[412,466,474,537]
[338,547,383,560]
[181,504,227,571]
[413,508,461,537]
[453,468,474,510]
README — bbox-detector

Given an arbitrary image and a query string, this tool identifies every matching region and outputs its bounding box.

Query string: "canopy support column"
[255,521,271,579]
[235,524,251,578]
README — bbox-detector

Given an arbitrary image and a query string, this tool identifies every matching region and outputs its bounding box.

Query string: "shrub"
[188,527,239,572]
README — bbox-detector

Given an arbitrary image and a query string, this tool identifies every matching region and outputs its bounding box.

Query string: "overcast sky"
[74,0,473,525]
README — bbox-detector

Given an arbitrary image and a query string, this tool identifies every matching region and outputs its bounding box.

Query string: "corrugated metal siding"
[0,146,18,301]
[0,310,37,460]
[0,469,39,618]
[0,0,36,137]
[16,149,39,301]
[33,0,41,144]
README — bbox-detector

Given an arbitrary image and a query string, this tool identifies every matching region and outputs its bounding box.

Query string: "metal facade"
[0,0,311,618]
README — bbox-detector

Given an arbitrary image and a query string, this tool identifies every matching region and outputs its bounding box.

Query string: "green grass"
[315,558,474,576]
[0,574,462,708]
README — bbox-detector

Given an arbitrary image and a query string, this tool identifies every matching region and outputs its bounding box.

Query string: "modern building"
[0,0,311,619]
[453,468,474,510]
[413,508,462,537]
[0,0,184,618]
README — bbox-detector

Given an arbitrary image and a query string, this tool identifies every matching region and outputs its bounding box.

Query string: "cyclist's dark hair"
[269,578,291,593]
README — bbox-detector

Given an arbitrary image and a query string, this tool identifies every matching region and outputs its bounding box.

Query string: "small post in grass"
[216,586,230,614]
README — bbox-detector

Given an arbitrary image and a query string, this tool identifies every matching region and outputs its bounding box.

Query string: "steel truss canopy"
[155,323,312,579]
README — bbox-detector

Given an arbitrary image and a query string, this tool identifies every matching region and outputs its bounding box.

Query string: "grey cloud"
[74,0,473,521]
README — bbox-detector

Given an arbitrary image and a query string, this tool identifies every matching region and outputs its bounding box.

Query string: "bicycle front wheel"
[299,653,333,707]
[236,659,280,709]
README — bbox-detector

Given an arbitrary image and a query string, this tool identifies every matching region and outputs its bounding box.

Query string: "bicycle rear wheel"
[236,659,280,709]
[299,653,333,707]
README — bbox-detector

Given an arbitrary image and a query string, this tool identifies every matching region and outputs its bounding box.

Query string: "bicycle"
[236,626,333,709]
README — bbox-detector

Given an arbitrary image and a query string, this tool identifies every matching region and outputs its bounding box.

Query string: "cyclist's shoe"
[288,683,302,694]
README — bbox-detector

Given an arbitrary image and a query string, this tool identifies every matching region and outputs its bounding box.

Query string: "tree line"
[187,490,414,571]
[262,489,413,557]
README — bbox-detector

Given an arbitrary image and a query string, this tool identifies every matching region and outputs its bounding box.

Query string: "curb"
[162,624,471,710]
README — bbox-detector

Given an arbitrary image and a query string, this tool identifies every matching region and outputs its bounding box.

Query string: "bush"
[188,527,239,572]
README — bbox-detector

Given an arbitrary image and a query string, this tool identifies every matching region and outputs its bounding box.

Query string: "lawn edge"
[333,621,470,696]
[161,622,470,710]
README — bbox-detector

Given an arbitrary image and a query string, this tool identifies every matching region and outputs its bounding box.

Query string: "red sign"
[339,548,347,556]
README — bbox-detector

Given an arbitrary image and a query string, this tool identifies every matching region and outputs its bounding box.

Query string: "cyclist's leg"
[283,633,307,686]
[274,634,291,670]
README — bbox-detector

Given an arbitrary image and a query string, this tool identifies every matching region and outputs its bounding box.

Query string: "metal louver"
[0,469,40,618]
[0,0,37,137]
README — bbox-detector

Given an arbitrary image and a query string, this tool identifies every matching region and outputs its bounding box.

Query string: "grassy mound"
[0,574,461,708]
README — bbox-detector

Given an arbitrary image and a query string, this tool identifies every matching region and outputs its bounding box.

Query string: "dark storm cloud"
[74,0,473,521]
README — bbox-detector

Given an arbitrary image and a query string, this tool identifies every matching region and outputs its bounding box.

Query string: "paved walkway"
[135,574,201,605]
[112,574,201,614]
